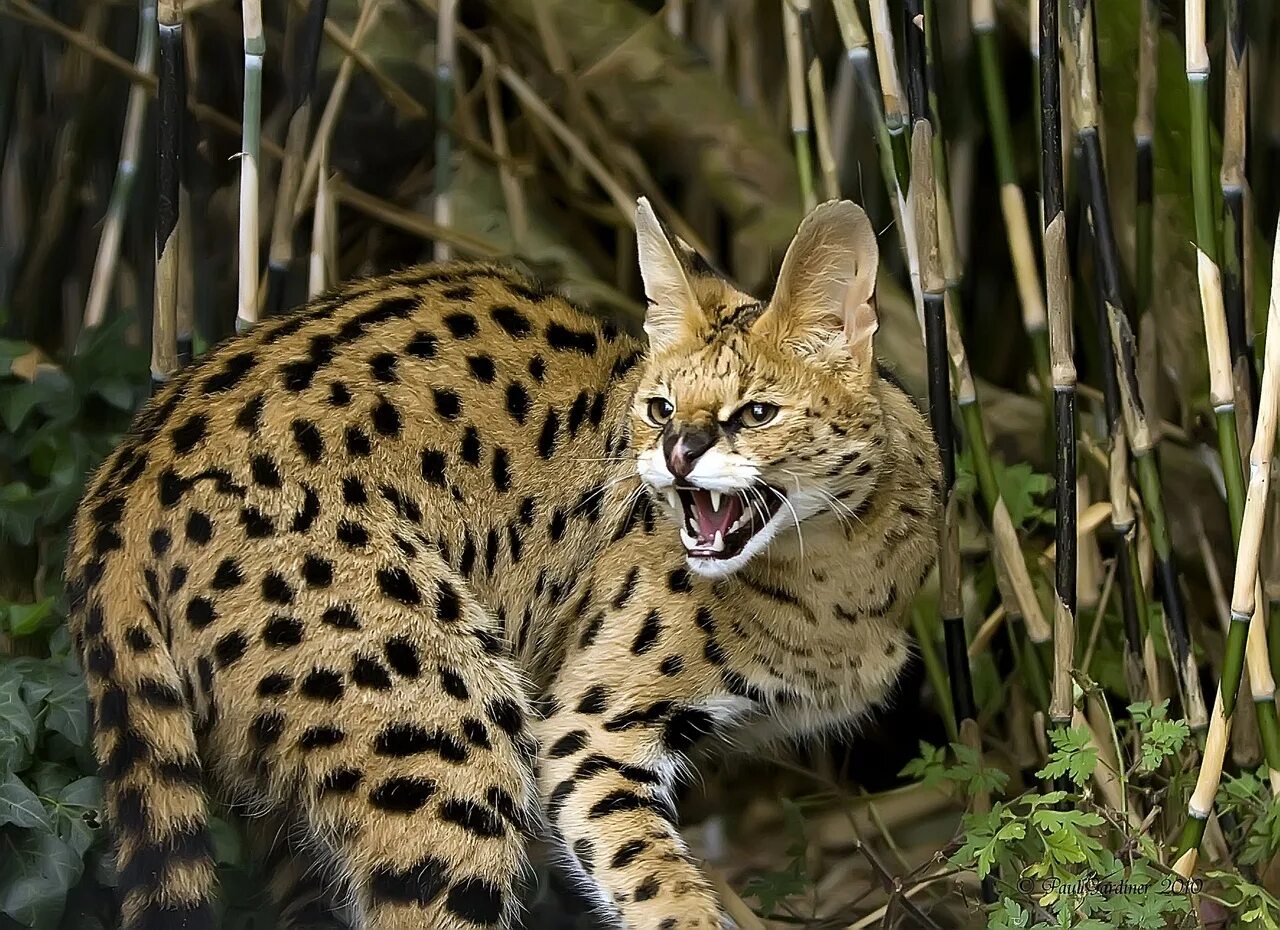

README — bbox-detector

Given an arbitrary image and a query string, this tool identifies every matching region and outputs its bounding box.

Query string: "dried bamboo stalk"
[152,0,184,392]
[236,0,264,332]
[83,0,156,335]
[782,0,816,211]
[434,0,457,260]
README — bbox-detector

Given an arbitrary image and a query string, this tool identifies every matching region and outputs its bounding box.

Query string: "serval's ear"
[635,197,702,354]
[758,199,879,368]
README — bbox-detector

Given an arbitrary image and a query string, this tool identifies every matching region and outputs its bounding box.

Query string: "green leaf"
[0,830,83,926]
[0,670,37,772]
[41,674,89,749]
[6,599,57,637]
[1035,727,1098,786]
[0,773,53,831]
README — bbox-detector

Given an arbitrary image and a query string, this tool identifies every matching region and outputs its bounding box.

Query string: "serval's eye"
[737,402,779,428]
[646,397,674,426]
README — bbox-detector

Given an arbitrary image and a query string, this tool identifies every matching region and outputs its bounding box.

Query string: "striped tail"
[71,549,217,930]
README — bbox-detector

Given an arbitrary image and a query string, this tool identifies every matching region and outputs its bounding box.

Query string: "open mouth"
[666,485,785,560]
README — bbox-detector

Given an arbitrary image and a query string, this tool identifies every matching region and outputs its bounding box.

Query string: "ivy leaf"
[0,670,37,772]
[42,673,89,749]
[0,830,83,926]
[0,772,53,831]
[6,598,58,637]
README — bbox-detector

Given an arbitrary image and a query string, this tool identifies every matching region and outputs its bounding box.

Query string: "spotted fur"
[67,200,939,929]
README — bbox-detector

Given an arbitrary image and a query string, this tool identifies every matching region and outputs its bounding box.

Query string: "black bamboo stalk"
[1040,0,1076,726]
[152,0,184,394]
[1134,0,1156,320]
[265,0,328,318]
[903,0,977,740]
[176,24,194,367]
[797,2,838,202]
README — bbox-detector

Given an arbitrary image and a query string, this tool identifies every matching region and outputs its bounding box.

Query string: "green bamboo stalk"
[235,0,263,333]
[797,3,838,202]
[82,0,156,337]
[783,0,816,211]
[1040,0,1076,726]
[868,0,911,192]
[433,0,457,259]
[1177,214,1280,878]
[152,0,183,394]
[971,0,1051,398]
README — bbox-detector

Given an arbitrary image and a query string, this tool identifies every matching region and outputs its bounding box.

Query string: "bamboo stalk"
[308,137,331,298]
[1039,0,1075,725]
[868,0,910,191]
[265,0,329,319]
[236,0,264,333]
[175,20,195,366]
[83,0,156,336]
[903,0,977,743]
[152,0,184,393]
[971,0,1050,397]
[798,3,838,202]
[782,0,815,211]
[1134,0,1156,320]
[434,0,457,260]
[1176,214,1280,877]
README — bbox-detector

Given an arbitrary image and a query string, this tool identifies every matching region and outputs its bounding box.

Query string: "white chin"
[684,515,786,578]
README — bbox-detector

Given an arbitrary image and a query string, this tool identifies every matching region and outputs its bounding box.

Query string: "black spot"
[436,579,462,622]
[137,678,184,709]
[303,555,333,588]
[185,511,212,544]
[589,790,652,818]
[433,388,462,420]
[197,657,214,691]
[406,331,437,358]
[589,392,607,427]
[611,839,649,870]
[548,509,567,541]
[370,352,399,383]
[292,419,324,463]
[538,410,559,458]
[420,449,447,485]
[126,626,153,652]
[578,610,605,650]
[256,673,292,697]
[546,322,598,355]
[261,571,294,605]
[370,776,437,813]
[202,351,256,394]
[634,875,661,901]
[445,877,504,924]
[375,723,468,763]
[251,455,281,488]
[370,856,449,908]
[613,567,640,609]
[459,532,476,578]
[490,305,531,337]
[461,426,482,465]
[485,697,524,737]
[337,520,368,548]
[319,767,363,795]
[658,654,684,676]
[603,700,674,732]
[186,597,217,630]
[211,631,245,670]
[462,718,491,748]
[443,312,479,339]
[662,708,716,752]
[346,426,372,457]
[484,528,500,576]
[342,475,368,506]
[467,355,496,383]
[440,798,506,839]
[211,558,243,589]
[322,604,360,629]
[298,726,345,750]
[158,469,189,508]
[170,414,208,454]
[372,397,402,437]
[485,449,512,494]
[439,667,470,700]
[300,668,344,702]
[329,381,351,406]
[567,391,589,436]
[577,686,609,715]
[352,655,392,690]
[501,381,527,424]
[250,711,285,746]
[148,528,170,556]
[548,730,588,759]
[668,569,693,593]
[290,485,321,533]
[384,637,421,677]
[240,506,274,537]
[631,610,662,655]
[263,616,304,648]
[378,567,421,605]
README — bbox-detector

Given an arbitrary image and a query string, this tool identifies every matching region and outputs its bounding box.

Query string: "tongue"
[692,490,743,540]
